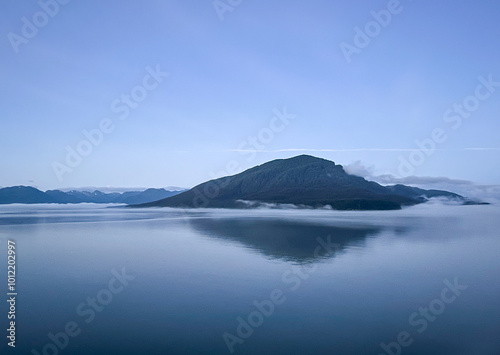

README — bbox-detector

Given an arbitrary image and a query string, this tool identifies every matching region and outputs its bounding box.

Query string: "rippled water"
[0,203,499,354]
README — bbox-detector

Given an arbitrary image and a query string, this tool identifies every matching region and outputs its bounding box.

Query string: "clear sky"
[1,0,499,191]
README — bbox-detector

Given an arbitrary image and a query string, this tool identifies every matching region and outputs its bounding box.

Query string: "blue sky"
[1,0,499,191]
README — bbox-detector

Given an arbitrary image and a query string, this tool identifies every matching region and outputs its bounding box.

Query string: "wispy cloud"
[180,148,500,153]
[345,161,500,202]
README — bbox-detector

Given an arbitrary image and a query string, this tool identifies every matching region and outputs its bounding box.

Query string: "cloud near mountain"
[345,160,500,203]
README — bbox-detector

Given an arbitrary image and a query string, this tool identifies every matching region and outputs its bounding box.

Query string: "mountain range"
[135,155,483,210]
[1,155,486,209]
[0,186,183,205]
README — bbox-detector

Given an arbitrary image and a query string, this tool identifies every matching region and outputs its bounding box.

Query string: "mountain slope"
[137,155,466,210]
[385,184,462,201]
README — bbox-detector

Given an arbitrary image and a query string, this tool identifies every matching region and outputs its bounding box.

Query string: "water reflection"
[188,217,390,263]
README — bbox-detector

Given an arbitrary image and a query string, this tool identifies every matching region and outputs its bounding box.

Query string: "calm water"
[0,203,499,355]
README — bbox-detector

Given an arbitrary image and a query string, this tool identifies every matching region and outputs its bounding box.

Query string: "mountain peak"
[262,154,336,167]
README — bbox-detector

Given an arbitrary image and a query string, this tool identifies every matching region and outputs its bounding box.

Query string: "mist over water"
[0,203,499,354]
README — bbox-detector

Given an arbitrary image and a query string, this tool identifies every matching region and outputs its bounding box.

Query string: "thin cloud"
[190,148,500,153]
[344,161,500,202]
[374,175,473,186]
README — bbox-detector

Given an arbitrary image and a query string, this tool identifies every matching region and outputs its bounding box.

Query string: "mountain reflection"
[188,217,386,263]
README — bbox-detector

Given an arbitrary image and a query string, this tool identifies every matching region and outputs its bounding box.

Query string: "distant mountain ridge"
[135,155,482,210]
[0,186,184,205]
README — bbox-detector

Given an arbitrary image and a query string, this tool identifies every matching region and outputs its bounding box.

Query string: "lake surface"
[0,203,499,355]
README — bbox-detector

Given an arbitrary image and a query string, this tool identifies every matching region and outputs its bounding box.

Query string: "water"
[0,203,499,355]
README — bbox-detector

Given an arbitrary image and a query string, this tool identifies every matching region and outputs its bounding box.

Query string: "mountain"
[135,155,477,210]
[0,186,52,204]
[116,188,181,204]
[0,186,184,205]
[385,184,462,201]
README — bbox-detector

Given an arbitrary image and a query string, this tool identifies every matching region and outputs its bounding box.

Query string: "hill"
[135,155,470,210]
